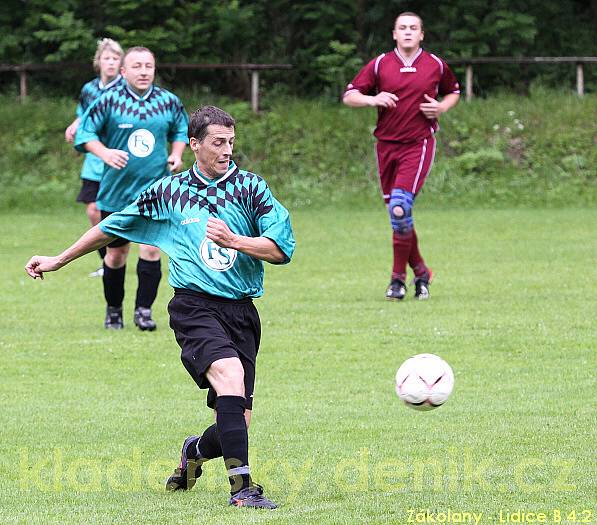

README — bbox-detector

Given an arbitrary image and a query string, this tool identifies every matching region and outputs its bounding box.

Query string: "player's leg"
[102,241,130,328]
[76,180,106,275]
[166,293,274,507]
[376,142,408,300]
[134,244,161,331]
[409,228,433,300]
[390,137,436,300]
[408,135,436,299]
[388,187,414,300]
[165,293,237,492]
[207,359,275,509]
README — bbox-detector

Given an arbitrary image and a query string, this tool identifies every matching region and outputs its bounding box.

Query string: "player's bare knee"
[392,205,405,217]
[105,245,129,268]
[207,357,245,396]
[139,244,160,261]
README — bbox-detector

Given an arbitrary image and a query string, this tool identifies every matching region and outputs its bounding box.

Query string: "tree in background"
[0,0,595,96]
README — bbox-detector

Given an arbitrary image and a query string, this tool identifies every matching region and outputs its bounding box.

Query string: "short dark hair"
[123,46,155,64]
[395,11,424,31]
[188,106,235,142]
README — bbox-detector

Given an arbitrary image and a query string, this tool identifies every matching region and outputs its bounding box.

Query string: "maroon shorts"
[375,135,437,203]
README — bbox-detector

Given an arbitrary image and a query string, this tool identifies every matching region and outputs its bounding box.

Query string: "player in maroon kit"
[343,12,460,300]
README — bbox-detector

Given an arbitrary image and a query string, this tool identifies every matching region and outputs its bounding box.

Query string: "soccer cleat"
[386,279,407,301]
[104,306,123,329]
[134,307,156,331]
[229,483,277,509]
[89,266,104,278]
[414,269,433,300]
[165,435,203,491]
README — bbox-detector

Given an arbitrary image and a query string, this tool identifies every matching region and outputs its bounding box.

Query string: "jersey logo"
[118,123,133,129]
[200,238,237,272]
[400,66,417,73]
[128,129,155,158]
[181,217,201,225]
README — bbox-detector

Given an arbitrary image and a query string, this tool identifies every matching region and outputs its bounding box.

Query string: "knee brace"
[388,188,414,234]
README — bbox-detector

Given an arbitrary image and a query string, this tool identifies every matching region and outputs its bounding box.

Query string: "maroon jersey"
[344,48,460,143]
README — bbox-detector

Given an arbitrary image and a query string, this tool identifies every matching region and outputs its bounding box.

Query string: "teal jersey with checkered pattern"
[75,75,124,182]
[98,161,295,299]
[74,83,189,211]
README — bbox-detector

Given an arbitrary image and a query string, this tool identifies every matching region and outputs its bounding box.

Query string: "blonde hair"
[93,38,124,72]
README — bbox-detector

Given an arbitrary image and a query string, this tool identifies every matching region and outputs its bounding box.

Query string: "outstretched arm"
[25,226,114,280]
[206,217,285,264]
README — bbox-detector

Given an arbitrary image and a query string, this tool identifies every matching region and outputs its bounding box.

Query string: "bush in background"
[0,89,594,211]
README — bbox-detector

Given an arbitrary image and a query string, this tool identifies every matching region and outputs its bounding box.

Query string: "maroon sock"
[392,231,413,282]
[409,228,428,277]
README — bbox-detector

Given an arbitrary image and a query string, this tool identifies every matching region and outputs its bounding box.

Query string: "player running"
[26,105,295,509]
[343,12,460,301]
[74,46,189,330]
[65,38,124,277]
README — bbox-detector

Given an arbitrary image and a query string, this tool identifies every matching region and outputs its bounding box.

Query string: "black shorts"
[168,288,261,410]
[76,179,100,204]
[100,210,130,248]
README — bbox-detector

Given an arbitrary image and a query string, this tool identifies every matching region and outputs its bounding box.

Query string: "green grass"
[1,207,596,524]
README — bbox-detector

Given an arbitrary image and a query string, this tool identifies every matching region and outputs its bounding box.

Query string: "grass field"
[1,207,595,524]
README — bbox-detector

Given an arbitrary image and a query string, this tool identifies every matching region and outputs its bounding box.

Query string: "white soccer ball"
[395,353,454,411]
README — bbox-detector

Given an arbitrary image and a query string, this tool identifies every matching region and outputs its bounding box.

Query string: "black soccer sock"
[102,263,126,307]
[98,246,106,260]
[196,423,222,460]
[135,258,161,309]
[216,396,251,494]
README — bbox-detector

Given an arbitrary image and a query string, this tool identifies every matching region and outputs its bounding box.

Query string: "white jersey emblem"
[128,129,155,158]
[200,238,237,271]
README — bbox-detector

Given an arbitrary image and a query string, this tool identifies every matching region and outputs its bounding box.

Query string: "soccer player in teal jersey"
[74,46,189,331]
[65,38,124,276]
[26,106,295,509]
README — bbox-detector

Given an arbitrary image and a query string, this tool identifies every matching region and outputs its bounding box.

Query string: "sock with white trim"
[216,395,251,494]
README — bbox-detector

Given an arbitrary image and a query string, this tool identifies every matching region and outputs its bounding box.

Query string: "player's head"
[188,106,236,179]
[393,12,424,52]
[121,46,156,94]
[93,38,123,77]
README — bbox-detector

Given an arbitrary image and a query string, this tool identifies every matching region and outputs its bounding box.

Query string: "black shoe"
[229,483,277,509]
[386,279,407,301]
[165,435,203,491]
[105,306,123,329]
[134,307,156,331]
[414,269,433,300]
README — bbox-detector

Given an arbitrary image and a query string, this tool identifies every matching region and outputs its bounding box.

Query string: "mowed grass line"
[0,207,595,525]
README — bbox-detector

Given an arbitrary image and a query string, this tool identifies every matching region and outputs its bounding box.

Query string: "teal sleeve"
[74,97,106,153]
[168,98,190,143]
[98,179,174,253]
[255,186,295,264]
[75,103,84,118]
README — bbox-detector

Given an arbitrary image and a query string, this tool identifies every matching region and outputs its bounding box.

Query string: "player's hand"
[419,94,444,119]
[102,149,129,170]
[65,123,78,143]
[25,255,63,280]
[167,154,183,172]
[206,217,239,249]
[370,91,399,108]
